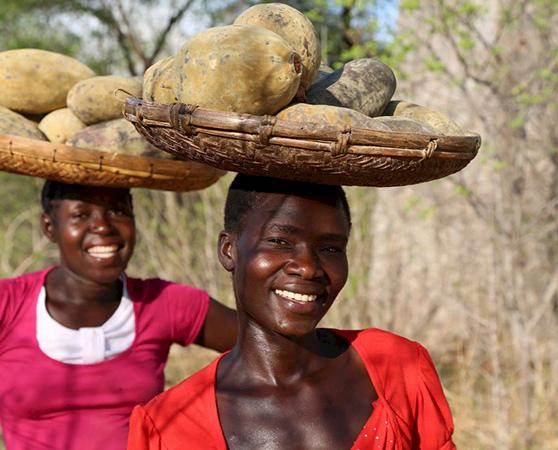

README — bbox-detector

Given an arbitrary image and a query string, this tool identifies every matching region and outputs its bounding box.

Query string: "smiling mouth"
[86,245,120,259]
[274,289,319,303]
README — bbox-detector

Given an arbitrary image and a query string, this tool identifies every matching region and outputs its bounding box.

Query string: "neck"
[46,266,122,306]
[226,320,330,387]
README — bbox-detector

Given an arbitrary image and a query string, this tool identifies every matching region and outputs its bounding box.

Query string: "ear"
[217,231,236,272]
[41,212,57,242]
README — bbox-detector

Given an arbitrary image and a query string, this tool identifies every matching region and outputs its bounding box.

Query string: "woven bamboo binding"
[124,98,481,187]
[0,134,224,191]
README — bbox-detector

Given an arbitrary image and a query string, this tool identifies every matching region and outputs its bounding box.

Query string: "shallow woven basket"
[0,134,224,191]
[124,98,481,187]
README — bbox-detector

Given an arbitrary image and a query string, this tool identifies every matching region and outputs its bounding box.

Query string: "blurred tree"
[394,1,558,447]
[0,0,204,75]
[203,0,399,66]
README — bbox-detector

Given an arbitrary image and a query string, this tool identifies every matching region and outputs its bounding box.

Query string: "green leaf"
[400,0,420,11]
[424,56,445,73]
[458,35,475,51]
[492,159,508,172]
[508,114,526,129]
[454,185,472,197]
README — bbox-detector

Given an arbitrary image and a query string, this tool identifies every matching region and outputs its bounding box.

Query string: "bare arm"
[194,297,237,352]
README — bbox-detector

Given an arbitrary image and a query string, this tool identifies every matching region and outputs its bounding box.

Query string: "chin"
[82,267,124,285]
[275,320,321,339]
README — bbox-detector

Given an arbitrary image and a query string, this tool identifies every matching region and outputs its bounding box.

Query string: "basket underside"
[0,134,224,192]
[125,98,481,187]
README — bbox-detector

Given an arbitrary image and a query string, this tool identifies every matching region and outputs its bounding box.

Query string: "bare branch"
[148,0,198,68]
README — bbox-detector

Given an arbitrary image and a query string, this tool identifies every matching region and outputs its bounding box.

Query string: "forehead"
[242,193,349,236]
[50,186,132,209]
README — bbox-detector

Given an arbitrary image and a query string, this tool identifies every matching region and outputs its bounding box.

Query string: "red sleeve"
[412,343,455,450]
[128,405,164,450]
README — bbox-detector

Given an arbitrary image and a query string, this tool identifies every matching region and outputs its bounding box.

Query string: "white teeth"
[274,289,318,303]
[87,245,118,259]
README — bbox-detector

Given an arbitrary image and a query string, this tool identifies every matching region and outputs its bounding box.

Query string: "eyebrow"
[267,224,348,242]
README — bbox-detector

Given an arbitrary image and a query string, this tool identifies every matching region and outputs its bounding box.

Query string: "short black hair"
[224,174,351,233]
[41,180,132,214]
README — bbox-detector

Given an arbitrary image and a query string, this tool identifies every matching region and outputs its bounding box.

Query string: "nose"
[284,245,324,280]
[90,211,113,234]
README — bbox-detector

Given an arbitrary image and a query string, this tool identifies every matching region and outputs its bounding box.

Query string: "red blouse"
[128,328,455,450]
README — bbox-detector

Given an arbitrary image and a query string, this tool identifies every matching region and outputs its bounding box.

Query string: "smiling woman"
[0,181,237,450]
[128,174,456,450]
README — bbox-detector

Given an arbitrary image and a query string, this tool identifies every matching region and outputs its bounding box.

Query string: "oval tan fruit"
[173,25,302,115]
[307,58,396,117]
[143,56,177,104]
[0,49,95,115]
[277,103,390,131]
[373,116,437,134]
[38,108,86,143]
[67,118,168,157]
[383,101,464,135]
[67,75,142,125]
[0,106,46,140]
[234,3,320,95]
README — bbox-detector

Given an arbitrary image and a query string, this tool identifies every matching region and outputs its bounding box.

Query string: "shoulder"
[0,268,52,336]
[140,357,222,442]
[0,268,49,291]
[125,275,208,304]
[334,328,425,397]
[0,268,50,312]
[337,328,452,433]
[336,327,421,363]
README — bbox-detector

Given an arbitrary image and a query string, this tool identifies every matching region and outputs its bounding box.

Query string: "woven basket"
[0,134,224,191]
[124,98,481,187]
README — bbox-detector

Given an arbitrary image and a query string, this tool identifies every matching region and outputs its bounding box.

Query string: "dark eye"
[267,237,290,246]
[109,207,132,218]
[71,211,87,220]
[321,245,345,254]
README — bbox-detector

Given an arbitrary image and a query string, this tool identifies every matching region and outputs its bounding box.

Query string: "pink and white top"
[36,275,136,364]
[0,267,210,450]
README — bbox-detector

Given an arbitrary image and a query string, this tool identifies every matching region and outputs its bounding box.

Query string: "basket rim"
[123,98,481,187]
[0,133,224,191]
[124,97,481,158]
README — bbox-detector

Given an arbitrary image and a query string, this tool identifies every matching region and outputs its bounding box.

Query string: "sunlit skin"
[216,193,378,450]
[40,184,237,350]
[41,186,135,329]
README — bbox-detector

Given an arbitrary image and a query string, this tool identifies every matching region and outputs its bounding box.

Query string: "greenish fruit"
[234,3,320,96]
[38,108,86,143]
[67,75,143,125]
[172,25,302,115]
[373,116,437,134]
[0,105,46,140]
[277,103,390,131]
[67,118,171,158]
[143,56,177,104]
[383,101,464,135]
[0,49,95,114]
[306,58,396,117]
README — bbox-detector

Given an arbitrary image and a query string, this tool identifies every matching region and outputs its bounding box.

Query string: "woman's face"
[219,192,350,338]
[42,186,135,284]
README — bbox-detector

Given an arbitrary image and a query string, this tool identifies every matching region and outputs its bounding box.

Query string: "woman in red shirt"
[129,174,455,450]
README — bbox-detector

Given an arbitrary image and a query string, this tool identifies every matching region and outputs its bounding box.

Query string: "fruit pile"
[0,50,163,157]
[146,2,465,136]
[0,2,466,160]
